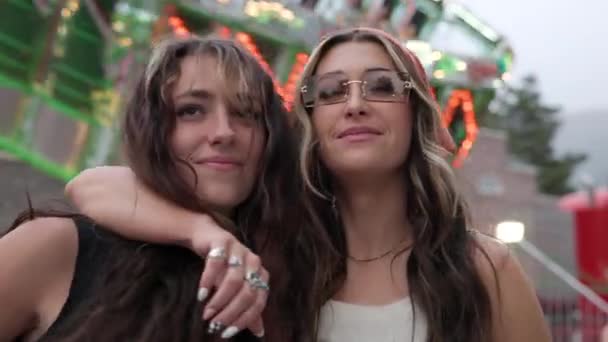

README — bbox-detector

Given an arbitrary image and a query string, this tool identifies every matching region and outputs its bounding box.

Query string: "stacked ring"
[207,247,227,260]
[227,255,243,267]
[208,321,225,334]
[244,271,270,291]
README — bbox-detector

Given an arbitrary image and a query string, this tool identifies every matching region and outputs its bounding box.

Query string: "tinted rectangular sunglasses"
[300,69,414,108]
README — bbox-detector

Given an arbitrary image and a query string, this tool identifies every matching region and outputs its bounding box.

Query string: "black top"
[34,218,260,341]
[39,217,111,340]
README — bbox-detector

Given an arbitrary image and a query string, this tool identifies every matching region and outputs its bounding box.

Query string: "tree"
[487,74,587,195]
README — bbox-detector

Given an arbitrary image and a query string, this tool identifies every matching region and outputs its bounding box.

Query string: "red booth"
[560,188,608,341]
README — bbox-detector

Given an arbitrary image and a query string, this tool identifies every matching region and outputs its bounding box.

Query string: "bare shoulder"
[0,217,78,340]
[469,230,529,299]
[469,230,551,342]
[469,231,511,274]
[4,216,77,238]
[0,215,79,285]
[1,217,80,285]
[1,217,79,262]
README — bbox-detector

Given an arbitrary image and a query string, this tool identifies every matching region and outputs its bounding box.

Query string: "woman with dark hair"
[65,28,550,341]
[0,36,327,341]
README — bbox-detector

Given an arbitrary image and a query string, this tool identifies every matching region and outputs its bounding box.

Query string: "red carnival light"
[442,89,478,168]
[234,32,286,102]
[282,53,308,111]
[168,15,190,37]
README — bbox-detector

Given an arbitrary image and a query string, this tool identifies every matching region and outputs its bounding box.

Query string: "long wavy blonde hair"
[293,28,497,342]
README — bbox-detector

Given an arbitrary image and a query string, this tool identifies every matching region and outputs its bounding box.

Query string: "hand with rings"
[191,218,269,339]
[65,166,269,338]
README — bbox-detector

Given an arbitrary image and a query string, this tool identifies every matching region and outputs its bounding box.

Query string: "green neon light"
[0,54,29,72]
[66,24,103,44]
[51,62,109,88]
[34,90,101,127]
[52,82,90,102]
[0,31,31,53]
[0,77,101,128]
[0,74,31,93]
[7,0,35,11]
[0,136,75,182]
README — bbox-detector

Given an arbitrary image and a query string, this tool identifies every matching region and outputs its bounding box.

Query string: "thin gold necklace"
[347,238,411,263]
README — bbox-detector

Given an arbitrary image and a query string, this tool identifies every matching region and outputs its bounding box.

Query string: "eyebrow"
[175,89,214,100]
[366,67,393,73]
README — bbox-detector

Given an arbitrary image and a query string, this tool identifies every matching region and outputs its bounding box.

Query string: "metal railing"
[515,240,608,342]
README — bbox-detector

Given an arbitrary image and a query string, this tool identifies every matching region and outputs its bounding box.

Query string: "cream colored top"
[317,297,428,342]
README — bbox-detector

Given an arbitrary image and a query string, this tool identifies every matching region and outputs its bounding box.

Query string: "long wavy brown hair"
[7,37,329,342]
[293,28,498,342]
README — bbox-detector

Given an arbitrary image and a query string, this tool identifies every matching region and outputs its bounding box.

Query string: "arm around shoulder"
[66,166,236,255]
[65,166,205,248]
[473,233,552,342]
[0,217,78,340]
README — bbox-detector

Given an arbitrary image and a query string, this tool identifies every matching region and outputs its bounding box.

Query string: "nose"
[208,107,235,146]
[345,81,367,117]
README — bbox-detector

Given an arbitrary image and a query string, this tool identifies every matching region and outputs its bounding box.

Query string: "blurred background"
[0,0,606,340]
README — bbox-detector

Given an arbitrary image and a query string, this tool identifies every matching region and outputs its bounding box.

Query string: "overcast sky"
[457,0,608,114]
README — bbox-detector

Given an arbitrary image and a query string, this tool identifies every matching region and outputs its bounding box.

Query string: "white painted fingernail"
[221,326,239,339]
[197,288,209,302]
[255,329,264,338]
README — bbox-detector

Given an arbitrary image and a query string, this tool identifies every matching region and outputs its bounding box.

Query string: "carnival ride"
[0,0,514,180]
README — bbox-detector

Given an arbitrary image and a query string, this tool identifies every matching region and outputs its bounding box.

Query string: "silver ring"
[245,270,261,282]
[227,255,243,267]
[208,321,225,334]
[207,247,227,260]
[245,271,270,291]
